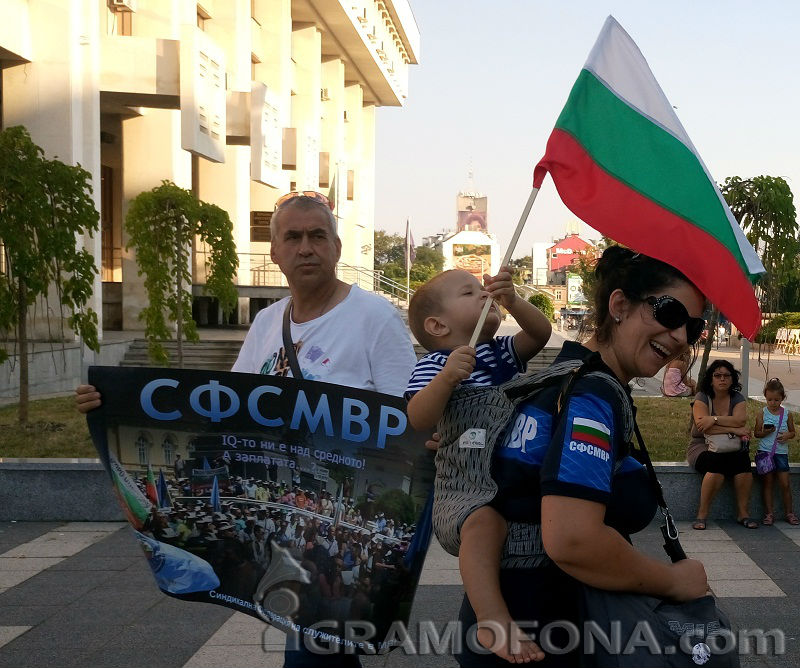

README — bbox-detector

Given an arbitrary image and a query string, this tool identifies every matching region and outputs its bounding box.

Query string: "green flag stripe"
[554,69,748,272]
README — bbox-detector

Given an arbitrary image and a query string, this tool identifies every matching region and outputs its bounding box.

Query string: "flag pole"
[468,187,540,348]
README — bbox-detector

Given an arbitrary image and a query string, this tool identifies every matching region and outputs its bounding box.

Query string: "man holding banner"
[77,192,418,667]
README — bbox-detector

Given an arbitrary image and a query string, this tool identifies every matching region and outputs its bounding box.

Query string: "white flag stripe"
[572,416,610,436]
[584,16,764,276]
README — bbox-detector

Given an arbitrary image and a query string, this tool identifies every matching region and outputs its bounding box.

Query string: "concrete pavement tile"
[0,591,5,596]
[684,541,744,553]
[704,563,771,580]
[48,556,136,572]
[0,606,56,626]
[0,626,30,649]
[1,531,111,558]
[693,551,764,566]
[183,644,283,668]
[203,613,268,646]
[710,579,785,598]
[0,523,62,554]
[0,557,63,571]
[0,572,38,589]
[0,644,94,668]
[418,568,462,586]
[0,569,116,606]
[57,522,125,533]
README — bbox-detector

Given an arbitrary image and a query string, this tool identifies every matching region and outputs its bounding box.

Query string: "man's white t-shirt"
[232,284,416,398]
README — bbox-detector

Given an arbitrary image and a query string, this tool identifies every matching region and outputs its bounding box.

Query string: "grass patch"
[1,395,798,463]
[635,396,800,462]
[0,397,96,458]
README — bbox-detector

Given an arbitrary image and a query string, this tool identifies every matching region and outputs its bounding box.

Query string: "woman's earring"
[614,315,621,323]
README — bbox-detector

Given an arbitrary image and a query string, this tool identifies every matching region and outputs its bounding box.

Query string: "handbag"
[754,408,784,475]
[580,420,739,667]
[705,432,742,454]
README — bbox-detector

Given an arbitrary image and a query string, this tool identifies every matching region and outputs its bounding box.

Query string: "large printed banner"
[87,366,434,653]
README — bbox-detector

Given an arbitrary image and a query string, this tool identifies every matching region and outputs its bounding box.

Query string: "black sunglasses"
[645,296,705,345]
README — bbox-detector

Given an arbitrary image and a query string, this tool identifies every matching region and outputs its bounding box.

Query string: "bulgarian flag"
[533,16,765,339]
[109,453,152,530]
[145,465,159,506]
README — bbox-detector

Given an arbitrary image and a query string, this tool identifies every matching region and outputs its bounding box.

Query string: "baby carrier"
[431,352,633,562]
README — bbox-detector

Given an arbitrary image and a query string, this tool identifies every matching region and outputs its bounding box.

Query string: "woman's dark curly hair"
[698,359,742,397]
[585,245,704,345]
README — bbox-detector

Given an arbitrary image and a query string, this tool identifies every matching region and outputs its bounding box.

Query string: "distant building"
[0,0,420,336]
[422,178,499,280]
[547,233,592,272]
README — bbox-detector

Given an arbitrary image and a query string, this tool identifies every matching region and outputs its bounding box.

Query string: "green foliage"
[125,181,238,365]
[373,230,444,290]
[510,255,532,284]
[0,126,100,422]
[754,312,800,344]
[720,176,798,314]
[528,293,555,321]
[373,230,405,266]
[374,488,417,525]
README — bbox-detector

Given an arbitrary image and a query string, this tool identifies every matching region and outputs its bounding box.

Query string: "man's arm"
[484,266,551,363]
[368,308,418,397]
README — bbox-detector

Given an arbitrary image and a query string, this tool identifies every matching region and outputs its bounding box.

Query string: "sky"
[373,0,800,259]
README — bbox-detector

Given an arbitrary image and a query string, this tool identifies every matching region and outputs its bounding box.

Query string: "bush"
[528,293,555,321]
[755,312,800,344]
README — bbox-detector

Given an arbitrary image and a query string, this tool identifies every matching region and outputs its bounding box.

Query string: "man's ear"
[608,288,632,322]
[424,316,449,339]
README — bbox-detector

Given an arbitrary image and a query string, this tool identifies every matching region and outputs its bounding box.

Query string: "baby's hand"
[483,265,516,310]
[441,346,476,388]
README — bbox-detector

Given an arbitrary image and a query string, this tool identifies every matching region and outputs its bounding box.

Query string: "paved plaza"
[0,518,797,668]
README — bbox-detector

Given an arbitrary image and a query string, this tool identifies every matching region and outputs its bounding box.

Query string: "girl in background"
[754,378,798,525]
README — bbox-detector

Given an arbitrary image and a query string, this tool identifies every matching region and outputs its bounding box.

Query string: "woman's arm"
[694,394,747,432]
[542,496,708,601]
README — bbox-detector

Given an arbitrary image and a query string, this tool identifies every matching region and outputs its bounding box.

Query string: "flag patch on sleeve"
[570,417,611,451]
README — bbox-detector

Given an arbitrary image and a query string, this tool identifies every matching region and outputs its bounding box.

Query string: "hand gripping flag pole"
[468,186,540,348]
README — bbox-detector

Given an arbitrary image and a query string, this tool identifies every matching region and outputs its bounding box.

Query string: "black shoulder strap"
[282,299,304,380]
[549,351,686,563]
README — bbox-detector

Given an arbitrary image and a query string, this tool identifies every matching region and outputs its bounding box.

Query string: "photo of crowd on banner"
[108,445,427,639]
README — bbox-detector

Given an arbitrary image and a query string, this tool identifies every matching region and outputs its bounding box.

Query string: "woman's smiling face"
[611,279,705,383]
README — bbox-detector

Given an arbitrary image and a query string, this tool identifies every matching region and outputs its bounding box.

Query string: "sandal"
[762,513,774,526]
[692,518,707,530]
[737,517,759,529]
[785,513,800,526]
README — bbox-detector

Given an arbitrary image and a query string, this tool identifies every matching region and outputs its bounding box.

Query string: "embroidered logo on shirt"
[570,417,611,451]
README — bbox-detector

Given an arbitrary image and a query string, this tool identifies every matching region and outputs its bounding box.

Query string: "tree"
[697,176,797,383]
[373,230,404,267]
[528,293,555,321]
[409,245,444,289]
[125,181,238,368]
[0,126,100,424]
[373,230,445,290]
[510,255,532,284]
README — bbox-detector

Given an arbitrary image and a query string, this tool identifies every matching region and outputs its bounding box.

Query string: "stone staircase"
[121,339,561,372]
[119,339,243,371]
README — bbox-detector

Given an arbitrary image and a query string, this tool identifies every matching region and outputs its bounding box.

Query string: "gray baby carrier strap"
[432,353,633,566]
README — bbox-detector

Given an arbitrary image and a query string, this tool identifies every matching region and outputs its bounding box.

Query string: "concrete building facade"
[0,0,419,337]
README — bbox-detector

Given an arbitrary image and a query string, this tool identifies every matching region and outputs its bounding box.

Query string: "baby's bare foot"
[476,620,545,663]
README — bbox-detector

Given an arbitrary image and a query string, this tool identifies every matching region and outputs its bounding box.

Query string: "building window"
[555,291,563,300]
[197,7,210,31]
[162,434,176,465]
[136,433,152,467]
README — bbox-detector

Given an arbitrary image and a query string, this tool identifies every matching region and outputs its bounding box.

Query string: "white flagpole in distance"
[468,187,541,348]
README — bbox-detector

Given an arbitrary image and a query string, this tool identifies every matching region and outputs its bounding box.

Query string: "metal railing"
[192,251,412,305]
